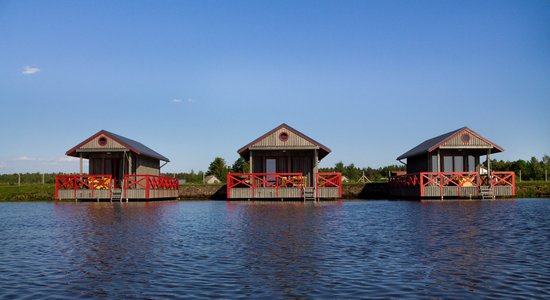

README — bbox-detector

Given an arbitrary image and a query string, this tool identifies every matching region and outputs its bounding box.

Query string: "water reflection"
[225,201,344,297]
[53,202,177,298]
[0,200,549,299]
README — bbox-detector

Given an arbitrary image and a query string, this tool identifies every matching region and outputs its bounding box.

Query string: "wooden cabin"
[227,123,342,200]
[389,127,515,199]
[55,130,178,201]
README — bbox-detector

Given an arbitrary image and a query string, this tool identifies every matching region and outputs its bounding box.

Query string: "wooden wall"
[250,127,317,149]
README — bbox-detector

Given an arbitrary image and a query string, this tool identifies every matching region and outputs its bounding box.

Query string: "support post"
[314,149,319,200]
[249,151,253,173]
[128,154,132,175]
[437,148,441,172]
[79,153,83,175]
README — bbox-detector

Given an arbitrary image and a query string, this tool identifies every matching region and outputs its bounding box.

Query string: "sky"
[0,0,549,174]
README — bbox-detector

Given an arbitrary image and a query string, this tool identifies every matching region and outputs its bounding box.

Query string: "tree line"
[490,156,550,181]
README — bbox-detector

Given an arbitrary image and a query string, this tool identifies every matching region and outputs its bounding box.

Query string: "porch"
[389,171,515,199]
[55,174,179,201]
[227,172,342,200]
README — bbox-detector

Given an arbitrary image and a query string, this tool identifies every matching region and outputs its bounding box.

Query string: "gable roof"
[397,127,504,160]
[66,130,170,162]
[238,123,331,160]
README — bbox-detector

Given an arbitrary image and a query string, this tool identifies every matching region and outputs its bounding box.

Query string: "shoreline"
[1,182,549,202]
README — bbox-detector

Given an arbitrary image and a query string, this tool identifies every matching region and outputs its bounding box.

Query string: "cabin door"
[265,158,277,186]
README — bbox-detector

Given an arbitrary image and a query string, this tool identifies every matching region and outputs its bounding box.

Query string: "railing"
[124,174,179,199]
[316,172,342,198]
[227,173,305,199]
[227,172,342,199]
[389,171,515,197]
[55,174,113,199]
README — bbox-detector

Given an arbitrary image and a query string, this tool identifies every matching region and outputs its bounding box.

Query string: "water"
[1,199,549,299]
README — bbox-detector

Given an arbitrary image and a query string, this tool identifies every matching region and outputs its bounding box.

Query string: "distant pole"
[18,173,21,186]
[42,173,45,185]
[519,170,522,182]
[546,169,547,182]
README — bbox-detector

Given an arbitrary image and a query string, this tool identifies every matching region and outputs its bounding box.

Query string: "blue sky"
[1,0,549,174]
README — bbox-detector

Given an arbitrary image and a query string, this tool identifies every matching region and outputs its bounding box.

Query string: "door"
[265,158,277,186]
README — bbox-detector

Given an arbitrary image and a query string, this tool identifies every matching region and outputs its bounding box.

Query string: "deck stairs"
[303,187,316,201]
[111,189,123,202]
[480,186,494,200]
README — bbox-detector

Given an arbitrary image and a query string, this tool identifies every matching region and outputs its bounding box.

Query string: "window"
[454,156,464,172]
[98,136,107,146]
[431,155,439,172]
[467,156,476,172]
[279,132,289,142]
[443,156,453,172]
[461,133,471,143]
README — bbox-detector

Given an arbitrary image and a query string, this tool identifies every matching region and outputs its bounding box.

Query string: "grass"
[0,184,55,201]
[515,181,550,198]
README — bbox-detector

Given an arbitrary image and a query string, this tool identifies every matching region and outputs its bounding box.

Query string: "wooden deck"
[227,172,342,200]
[55,174,178,201]
[389,171,515,199]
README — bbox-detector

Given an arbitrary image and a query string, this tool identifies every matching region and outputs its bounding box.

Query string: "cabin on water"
[227,123,342,201]
[55,130,178,201]
[389,127,515,199]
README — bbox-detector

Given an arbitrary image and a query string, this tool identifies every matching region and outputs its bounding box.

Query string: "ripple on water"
[0,200,549,298]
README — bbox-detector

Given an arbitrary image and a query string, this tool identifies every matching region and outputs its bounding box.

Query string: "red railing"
[316,172,342,198]
[227,172,342,199]
[389,171,516,197]
[55,174,113,199]
[227,173,305,199]
[124,174,179,199]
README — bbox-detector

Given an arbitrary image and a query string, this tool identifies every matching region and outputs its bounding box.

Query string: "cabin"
[55,130,178,201]
[389,127,515,199]
[227,123,342,200]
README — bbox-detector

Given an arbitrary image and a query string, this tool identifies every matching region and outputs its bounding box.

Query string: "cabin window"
[266,158,277,173]
[279,132,289,142]
[461,133,471,143]
[98,136,107,146]
[431,155,439,172]
[467,155,476,172]
[443,156,453,172]
[454,156,464,172]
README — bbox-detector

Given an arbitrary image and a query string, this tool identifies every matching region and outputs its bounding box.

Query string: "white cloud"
[22,66,40,75]
[56,157,79,163]
[16,156,36,161]
[173,98,196,104]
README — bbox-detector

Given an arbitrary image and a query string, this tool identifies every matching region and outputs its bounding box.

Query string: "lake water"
[1,199,549,299]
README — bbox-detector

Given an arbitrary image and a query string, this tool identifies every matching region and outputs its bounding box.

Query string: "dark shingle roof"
[66,130,170,162]
[397,127,465,160]
[397,127,504,160]
[104,130,170,162]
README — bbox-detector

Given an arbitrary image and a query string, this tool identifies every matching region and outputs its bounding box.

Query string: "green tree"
[231,157,250,173]
[207,157,230,182]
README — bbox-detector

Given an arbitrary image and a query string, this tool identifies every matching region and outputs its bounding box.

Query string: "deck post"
[79,153,83,175]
